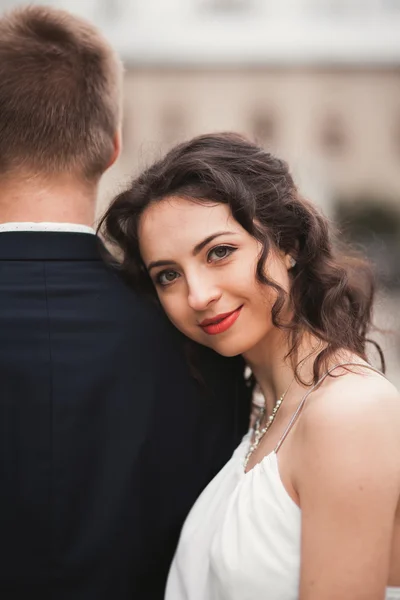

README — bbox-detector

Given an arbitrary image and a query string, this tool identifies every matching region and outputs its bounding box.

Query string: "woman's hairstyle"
[99,132,383,384]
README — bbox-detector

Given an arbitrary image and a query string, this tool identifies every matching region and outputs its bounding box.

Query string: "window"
[394,112,400,156]
[381,0,400,13]
[98,0,124,23]
[306,0,365,18]
[121,104,133,154]
[320,114,346,155]
[251,111,276,148]
[199,0,257,15]
[159,107,186,147]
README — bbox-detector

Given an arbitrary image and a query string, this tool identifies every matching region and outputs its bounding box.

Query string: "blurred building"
[1,0,400,381]
[92,0,400,217]
[2,0,400,214]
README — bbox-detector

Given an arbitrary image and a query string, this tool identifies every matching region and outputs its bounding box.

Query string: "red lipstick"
[199,306,243,336]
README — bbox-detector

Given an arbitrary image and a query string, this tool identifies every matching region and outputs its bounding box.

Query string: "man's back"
[0,230,250,599]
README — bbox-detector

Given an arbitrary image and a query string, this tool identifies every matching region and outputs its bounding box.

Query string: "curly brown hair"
[99,132,383,384]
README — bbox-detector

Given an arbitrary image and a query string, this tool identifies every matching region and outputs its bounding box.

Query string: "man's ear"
[106,129,122,170]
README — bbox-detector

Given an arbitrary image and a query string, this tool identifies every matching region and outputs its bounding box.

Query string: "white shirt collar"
[0,222,96,235]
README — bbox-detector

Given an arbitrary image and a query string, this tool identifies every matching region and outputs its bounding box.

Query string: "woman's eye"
[207,245,236,262]
[156,270,179,286]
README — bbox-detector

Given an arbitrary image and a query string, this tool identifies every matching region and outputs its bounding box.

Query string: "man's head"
[0,5,123,182]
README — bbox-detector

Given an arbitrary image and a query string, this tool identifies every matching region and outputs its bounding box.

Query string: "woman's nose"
[187,277,222,312]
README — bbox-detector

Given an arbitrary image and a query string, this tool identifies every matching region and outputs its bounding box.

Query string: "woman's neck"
[243,329,324,416]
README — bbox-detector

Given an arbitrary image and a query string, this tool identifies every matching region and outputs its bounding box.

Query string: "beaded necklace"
[244,377,295,470]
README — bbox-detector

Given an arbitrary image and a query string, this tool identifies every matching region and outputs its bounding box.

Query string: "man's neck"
[0,172,98,227]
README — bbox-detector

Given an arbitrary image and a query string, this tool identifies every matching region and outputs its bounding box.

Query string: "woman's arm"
[295,383,400,600]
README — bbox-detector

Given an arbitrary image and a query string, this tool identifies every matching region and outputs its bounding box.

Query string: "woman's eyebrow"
[147,259,177,273]
[193,231,237,256]
[147,231,238,272]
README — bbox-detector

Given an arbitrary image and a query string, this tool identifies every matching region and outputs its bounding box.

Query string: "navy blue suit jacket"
[0,231,250,600]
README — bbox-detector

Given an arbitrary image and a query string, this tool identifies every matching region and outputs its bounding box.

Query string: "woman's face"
[139,196,293,358]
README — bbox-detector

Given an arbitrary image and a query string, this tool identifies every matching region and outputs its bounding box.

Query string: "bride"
[100,132,400,600]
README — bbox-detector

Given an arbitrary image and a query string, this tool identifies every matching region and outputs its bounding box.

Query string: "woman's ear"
[285,254,297,270]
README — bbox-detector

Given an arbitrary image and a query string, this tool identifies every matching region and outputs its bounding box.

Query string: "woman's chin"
[214,347,242,358]
[200,337,247,358]
[182,328,251,357]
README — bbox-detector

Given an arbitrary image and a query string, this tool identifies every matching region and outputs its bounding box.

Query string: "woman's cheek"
[160,295,173,317]
[163,297,185,327]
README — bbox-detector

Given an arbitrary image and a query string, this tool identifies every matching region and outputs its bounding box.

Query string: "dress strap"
[274,362,386,454]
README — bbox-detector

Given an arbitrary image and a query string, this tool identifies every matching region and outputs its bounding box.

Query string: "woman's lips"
[199,306,243,336]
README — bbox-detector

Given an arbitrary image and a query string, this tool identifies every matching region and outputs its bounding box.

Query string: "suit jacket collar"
[0,222,96,235]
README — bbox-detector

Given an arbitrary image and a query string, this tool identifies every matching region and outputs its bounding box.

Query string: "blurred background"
[1,0,399,385]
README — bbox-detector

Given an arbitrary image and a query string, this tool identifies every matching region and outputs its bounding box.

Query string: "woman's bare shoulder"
[297,364,400,456]
[294,366,400,600]
[305,363,398,414]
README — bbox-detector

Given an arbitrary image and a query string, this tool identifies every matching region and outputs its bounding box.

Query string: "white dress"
[166,363,400,600]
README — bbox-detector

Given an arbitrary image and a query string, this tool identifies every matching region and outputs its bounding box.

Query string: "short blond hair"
[0,5,123,180]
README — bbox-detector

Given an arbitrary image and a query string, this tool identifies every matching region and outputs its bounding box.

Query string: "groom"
[0,6,250,599]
